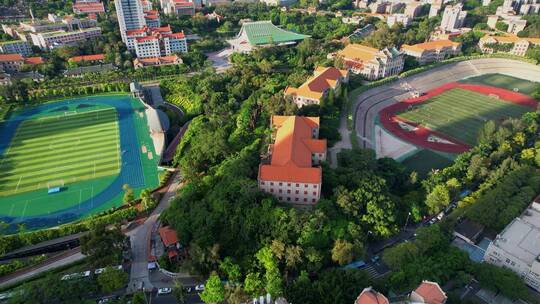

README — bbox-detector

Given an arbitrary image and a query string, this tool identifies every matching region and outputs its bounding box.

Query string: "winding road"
[348,58,540,153]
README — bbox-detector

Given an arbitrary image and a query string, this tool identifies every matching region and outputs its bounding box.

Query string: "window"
[279,197,282,200]
[312,199,316,203]
[304,198,307,202]
[314,185,318,188]
[270,189,274,193]
[295,198,299,201]
[295,190,299,194]
[287,190,291,194]
[260,182,265,185]
[270,182,274,186]
[304,191,307,195]
[287,183,291,186]
[313,192,316,195]
[296,183,300,187]
[287,197,290,201]
[279,182,282,186]
[304,184,308,188]
[279,189,282,193]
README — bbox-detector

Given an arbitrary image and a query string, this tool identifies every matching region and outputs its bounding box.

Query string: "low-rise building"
[258,116,326,205]
[133,54,183,68]
[401,40,461,64]
[478,34,540,56]
[410,281,448,304]
[334,44,404,80]
[387,14,412,27]
[0,54,43,72]
[30,27,102,49]
[158,226,183,260]
[69,53,105,64]
[161,0,197,15]
[342,16,363,25]
[453,218,485,245]
[484,196,540,292]
[284,66,349,108]
[228,21,309,53]
[72,0,105,14]
[354,287,389,304]
[125,25,188,58]
[0,40,32,56]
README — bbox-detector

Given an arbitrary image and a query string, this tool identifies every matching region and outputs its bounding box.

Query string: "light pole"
[404,211,411,230]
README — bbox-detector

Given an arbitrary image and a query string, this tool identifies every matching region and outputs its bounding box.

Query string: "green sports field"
[460,74,537,95]
[397,88,532,146]
[0,108,120,197]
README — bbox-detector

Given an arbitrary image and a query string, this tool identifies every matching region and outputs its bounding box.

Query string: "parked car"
[370,255,380,263]
[195,284,205,291]
[94,268,105,275]
[157,288,172,295]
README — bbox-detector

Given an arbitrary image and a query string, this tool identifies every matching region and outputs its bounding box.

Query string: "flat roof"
[490,200,540,265]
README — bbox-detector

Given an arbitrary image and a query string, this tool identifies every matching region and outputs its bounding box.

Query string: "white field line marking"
[19,201,28,220]
[15,176,23,193]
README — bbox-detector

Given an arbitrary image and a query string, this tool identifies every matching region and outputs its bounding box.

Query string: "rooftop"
[354,287,389,304]
[481,34,540,44]
[337,43,399,63]
[0,54,24,62]
[401,39,460,53]
[285,66,348,100]
[69,54,105,62]
[413,281,447,304]
[259,116,325,183]
[240,21,309,46]
[158,226,178,246]
[489,197,540,266]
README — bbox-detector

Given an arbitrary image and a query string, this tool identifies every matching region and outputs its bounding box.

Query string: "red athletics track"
[379,82,538,153]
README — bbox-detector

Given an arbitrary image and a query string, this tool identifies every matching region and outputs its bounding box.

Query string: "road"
[127,172,183,293]
[350,58,540,151]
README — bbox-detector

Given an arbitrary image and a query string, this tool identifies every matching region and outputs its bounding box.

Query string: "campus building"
[334,44,404,80]
[69,54,105,64]
[387,14,412,27]
[133,54,183,68]
[487,15,527,35]
[72,0,106,14]
[478,34,540,56]
[354,287,389,304]
[258,116,326,205]
[484,196,540,292]
[125,25,187,58]
[30,27,102,49]
[161,0,197,15]
[0,54,43,72]
[440,4,467,32]
[284,66,349,108]
[354,281,447,304]
[401,40,461,64]
[114,0,146,43]
[228,21,309,53]
[0,40,32,56]
[144,10,161,28]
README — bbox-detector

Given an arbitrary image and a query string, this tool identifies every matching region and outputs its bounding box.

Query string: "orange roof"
[126,25,172,36]
[158,226,178,246]
[285,66,348,100]
[338,43,380,63]
[0,54,23,62]
[24,57,44,65]
[73,1,105,13]
[355,288,390,304]
[70,54,105,62]
[259,116,325,183]
[401,40,460,53]
[480,34,540,44]
[414,281,447,304]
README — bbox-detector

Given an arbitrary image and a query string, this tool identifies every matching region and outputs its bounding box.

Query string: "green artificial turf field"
[460,74,538,95]
[0,108,120,198]
[401,149,455,178]
[397,88,532,146]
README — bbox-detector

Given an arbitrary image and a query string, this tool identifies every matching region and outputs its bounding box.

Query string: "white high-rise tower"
[440,4,467,31]
[114,0,146,43]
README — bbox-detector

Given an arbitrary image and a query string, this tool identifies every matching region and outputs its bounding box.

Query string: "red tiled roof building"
[354,287,390,304]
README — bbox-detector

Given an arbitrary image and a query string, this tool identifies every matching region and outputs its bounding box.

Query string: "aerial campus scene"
[1,0,540,304]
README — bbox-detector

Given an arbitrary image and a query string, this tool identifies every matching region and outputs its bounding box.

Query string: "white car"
[195,284,205,291]
[157,288,172,295]
[94,268,105,275]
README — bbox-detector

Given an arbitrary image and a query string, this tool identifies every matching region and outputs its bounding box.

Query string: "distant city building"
[349,24,375,39]
[30,27,102,49]
[114,0,146,43]
[342,16,363,25]
[140,0,153,11]
[258,116,326,205]
[202,0,232,6]
[429,0,442,18]
[161,0,197,15]
[125,26,187,58]
[144,10,161,27]
[0,40,32,56]
[134,54,183,68]
[260,0,297,6]
[369,1,388,13]
[228,21,309,53]
[487,15,527,35]
[387,14,412,27]
[354,287,389,304]
[440,4,467,31]
[284,66,349,107]
[0,54,43,72]
[205,12,224,22]
[478,34,540,56]
[72,0,105,14]
[484,196,540,292]
[401,40,461,64]
[334,44,404,80]
[404,0,423,17]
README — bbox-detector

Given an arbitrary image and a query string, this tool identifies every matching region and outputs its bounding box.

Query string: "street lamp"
[404,212,411,230]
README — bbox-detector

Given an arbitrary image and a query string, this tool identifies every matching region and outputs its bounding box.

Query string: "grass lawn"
[0,108,120,199]
[402,149,455,178]
[397,88,532,146]
[460,74,538,95]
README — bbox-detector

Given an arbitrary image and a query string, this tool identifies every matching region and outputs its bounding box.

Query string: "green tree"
[97,267,128,293]
[131,291,147,304]
[80,224,125,267]
[425,184,450,214]
[122,184,135,204]
[200,273,225,304]
[173,280,187,304]
[331,239,356,265]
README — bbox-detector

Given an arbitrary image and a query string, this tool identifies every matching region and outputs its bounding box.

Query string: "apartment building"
[30,27,102,49]
[404,1,423,17]
[161,0,197,15]
[144,10,161,27]
[114,0,146,43]
[429,0,442,18]
[72,0,105,14]
[484,196,540,292]
[335,44,404,80]
[478,34,540,56]
[284,66,349,108]
[0,54,43,72]
[126,26,187,58]
[0,40,32,56]
[258,116,326,205]
[401,40,461,64]
[387,14,412,27]
[487,15,527,35]
[440,4,467,31]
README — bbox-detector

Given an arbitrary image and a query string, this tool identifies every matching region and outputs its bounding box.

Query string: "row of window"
[261,181,318,188]
[278,196,317,203]
[270,189,317,195]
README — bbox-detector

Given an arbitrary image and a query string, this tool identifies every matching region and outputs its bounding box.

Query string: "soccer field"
[397,88,533,145]
[0,108,121,197]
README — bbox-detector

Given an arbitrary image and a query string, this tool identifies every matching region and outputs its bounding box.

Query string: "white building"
[440,4,467,31]
[30,27,102,49]
[429,0,442,18]
[0,40,32,56]
[404,1,423,17]
[114,0,146,43]
[484,196,540,292]
[334,44,404,80]
[126,26,187,58]
[160,0,197,15]
[387,14,412,27]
